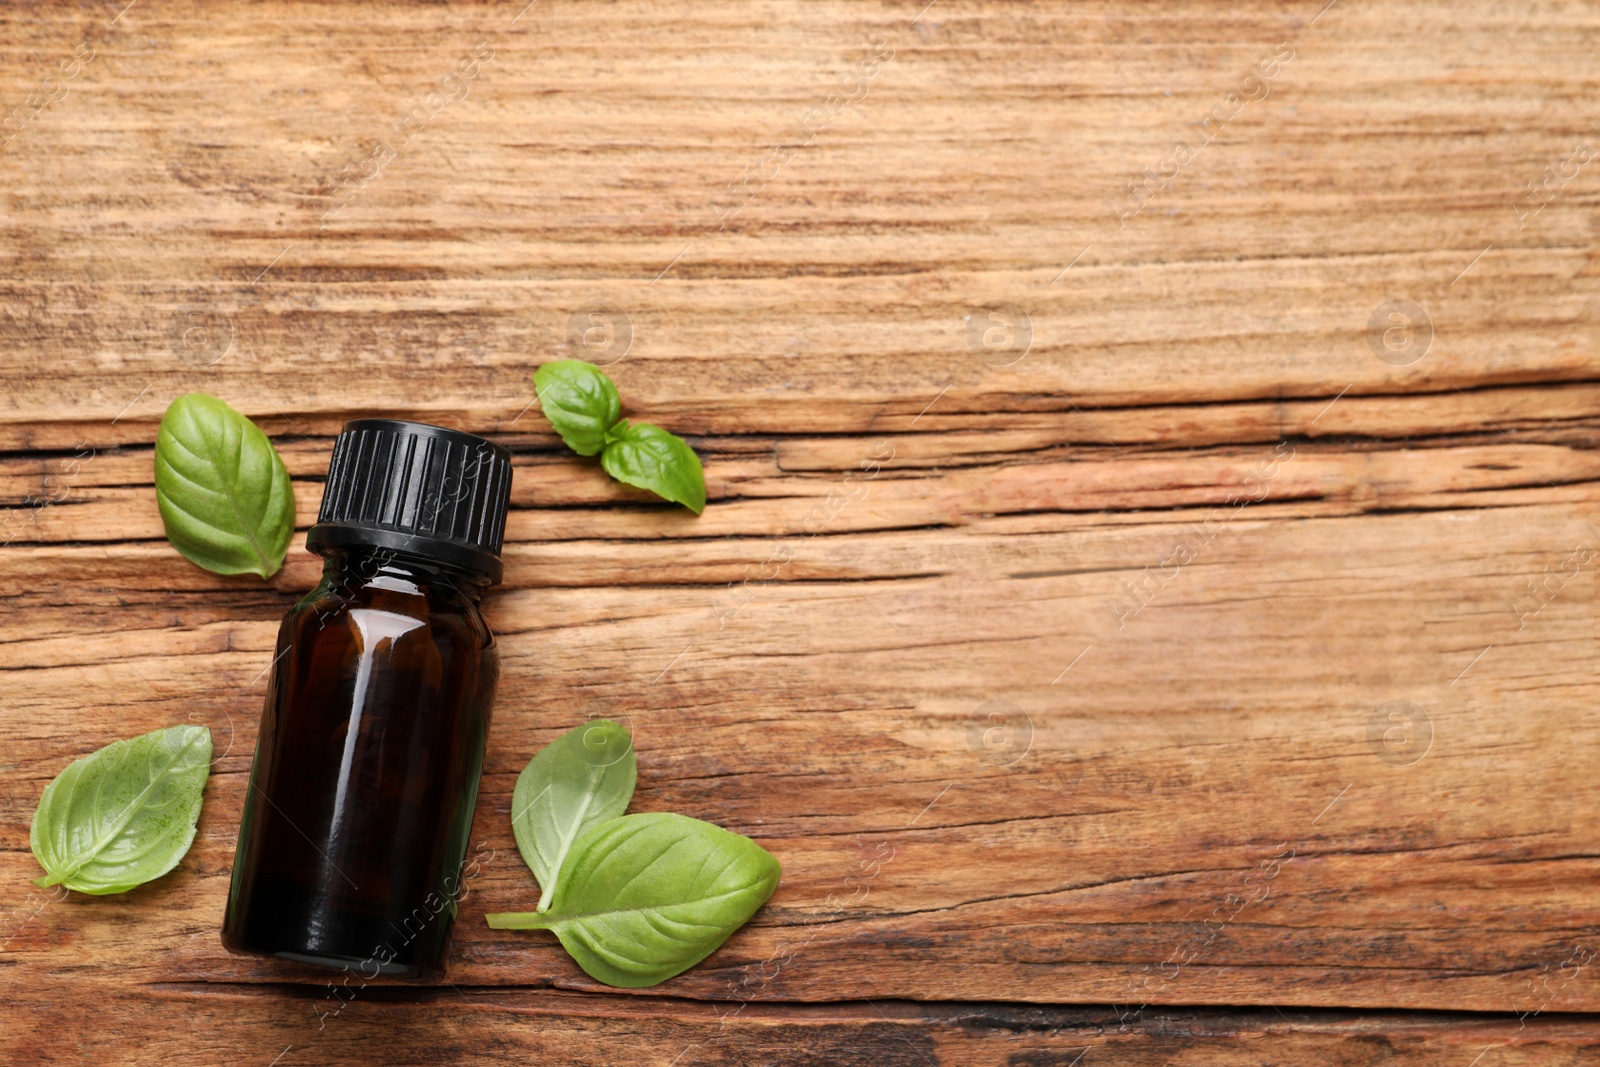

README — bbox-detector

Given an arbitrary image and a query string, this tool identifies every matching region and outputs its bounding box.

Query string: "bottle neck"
[315,544,488,603]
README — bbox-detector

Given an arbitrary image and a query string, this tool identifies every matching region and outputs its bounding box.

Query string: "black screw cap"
[306,419,514,584]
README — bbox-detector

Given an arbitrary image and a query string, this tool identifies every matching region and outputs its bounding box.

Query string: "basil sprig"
[488,813,781,988]
[533,361,706,513]
[154,393,296,578]
[488,722,782,987]
[30,725,212,894]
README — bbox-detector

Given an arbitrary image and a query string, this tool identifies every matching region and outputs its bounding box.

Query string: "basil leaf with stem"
[600,421,706,514]
[486,812,781,988]
[511,719,637,911]
[154,393,296,578]
[30,725,212,895]
[533,359,622,456]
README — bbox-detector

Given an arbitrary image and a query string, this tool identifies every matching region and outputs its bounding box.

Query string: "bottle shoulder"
[286,572,492,649]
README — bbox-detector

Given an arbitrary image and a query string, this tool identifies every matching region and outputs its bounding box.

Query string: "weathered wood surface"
[13,986,1600,1067]
[4,0,1600,1060]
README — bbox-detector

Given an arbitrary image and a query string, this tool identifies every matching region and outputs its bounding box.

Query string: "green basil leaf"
[534,360,622,457]
[486,812,781,988]
[154,393,296,578]
[30,725,212,895]
[511,719,637,912]
[599,421,706,514]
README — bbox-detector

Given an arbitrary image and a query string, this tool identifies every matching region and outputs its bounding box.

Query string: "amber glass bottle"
[223,420,513,980]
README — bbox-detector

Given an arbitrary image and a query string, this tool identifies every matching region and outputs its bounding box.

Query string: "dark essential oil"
[222,419,513,980]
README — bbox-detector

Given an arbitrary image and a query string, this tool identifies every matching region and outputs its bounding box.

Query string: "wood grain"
[3,0,1600,1059]
[12,982,1600,1065]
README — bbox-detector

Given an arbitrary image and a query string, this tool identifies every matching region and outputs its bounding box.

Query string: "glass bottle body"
[222,546,497,980]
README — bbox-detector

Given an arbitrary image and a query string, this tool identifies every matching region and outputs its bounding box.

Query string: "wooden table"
[4,0,1599,1061]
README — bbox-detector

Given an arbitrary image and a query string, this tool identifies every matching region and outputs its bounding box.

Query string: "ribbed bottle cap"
[306,419,514,584]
